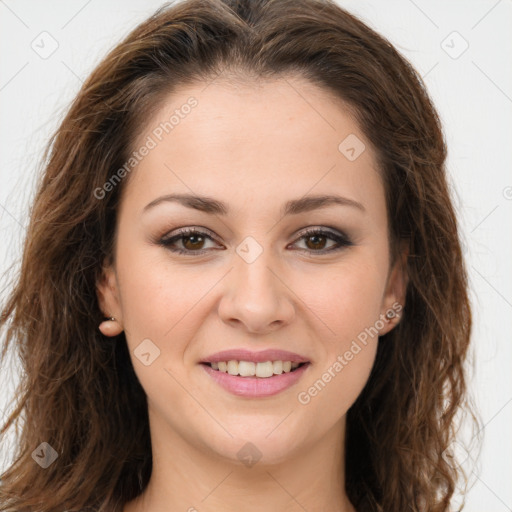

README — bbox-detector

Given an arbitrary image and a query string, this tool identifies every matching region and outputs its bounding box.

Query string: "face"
[97,76,407,467]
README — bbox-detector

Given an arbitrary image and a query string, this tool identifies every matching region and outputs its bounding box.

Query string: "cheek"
[298,257,386,344]
[292,260,383,413]
[296,338,378,430]
[115,240,207,342]
[114,247,207,404]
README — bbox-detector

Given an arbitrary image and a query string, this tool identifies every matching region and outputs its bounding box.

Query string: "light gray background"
[1,1,511,510]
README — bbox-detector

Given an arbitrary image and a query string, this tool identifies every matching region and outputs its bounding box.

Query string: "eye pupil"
[183,234,204,250]
[306,234,326,250]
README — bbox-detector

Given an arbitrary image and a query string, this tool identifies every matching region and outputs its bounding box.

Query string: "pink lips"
[201,362,310,397]
[201,348,309,364]
[200,348,311,398]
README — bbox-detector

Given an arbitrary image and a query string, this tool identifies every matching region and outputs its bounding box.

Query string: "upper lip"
[200,349,310,364]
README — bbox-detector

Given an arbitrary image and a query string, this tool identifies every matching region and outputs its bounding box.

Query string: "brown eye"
[159,228,221,255]
[292,228,353,254]
[304,233,329,251]
[181,233,206,250]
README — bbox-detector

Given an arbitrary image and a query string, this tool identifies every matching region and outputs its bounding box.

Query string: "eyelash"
[158,226,353,256]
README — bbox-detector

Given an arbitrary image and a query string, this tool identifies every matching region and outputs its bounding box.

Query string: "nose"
[217,250,296,335]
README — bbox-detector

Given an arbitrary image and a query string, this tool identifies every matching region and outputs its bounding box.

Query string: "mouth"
[200,360,311,398]
[201,360,310,378]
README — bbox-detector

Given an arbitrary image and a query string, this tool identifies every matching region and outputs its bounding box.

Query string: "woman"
[0,0,478,510]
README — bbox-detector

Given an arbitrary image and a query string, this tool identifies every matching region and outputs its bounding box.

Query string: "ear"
[96,260,123,335]
[378,238,409,336]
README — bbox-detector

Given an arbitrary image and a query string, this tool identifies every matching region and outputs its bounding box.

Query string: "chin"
[202,426,307,467]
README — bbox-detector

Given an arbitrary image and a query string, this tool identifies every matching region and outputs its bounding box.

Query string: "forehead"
[123,76,384,219]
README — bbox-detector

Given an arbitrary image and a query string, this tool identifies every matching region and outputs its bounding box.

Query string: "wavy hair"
[0,0,478,510]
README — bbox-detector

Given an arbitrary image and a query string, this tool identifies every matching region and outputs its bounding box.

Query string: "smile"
[201,360,311,398]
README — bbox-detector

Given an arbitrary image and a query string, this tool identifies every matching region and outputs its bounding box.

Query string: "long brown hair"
[0,0,478,510]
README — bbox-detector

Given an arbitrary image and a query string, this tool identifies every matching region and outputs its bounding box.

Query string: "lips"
[199,348,311,397]
[200,348,310,364]
[201,360,310,397]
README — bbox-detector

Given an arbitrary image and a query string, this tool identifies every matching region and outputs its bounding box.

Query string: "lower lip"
[201,363,311,398]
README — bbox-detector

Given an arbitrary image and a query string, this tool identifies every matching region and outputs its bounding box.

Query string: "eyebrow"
[143,193,366,216]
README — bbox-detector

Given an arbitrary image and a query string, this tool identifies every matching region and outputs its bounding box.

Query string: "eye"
[158,226,353,256]
[159,227,221,255]
[289,227,353,254]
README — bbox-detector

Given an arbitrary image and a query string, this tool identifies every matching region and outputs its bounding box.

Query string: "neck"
[124,409,356,512]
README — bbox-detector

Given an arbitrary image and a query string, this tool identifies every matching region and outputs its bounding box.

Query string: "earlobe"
[98,317,123,336]
[379,239,409,336]
[96,264,123,336]
[379,305,402,336]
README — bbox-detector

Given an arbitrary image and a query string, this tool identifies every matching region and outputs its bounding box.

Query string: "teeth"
[227,360,238,375]
[255,361,273,378]
[208,360,303,378]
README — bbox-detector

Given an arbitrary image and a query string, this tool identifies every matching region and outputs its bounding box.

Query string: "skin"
[97,75,408,512]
